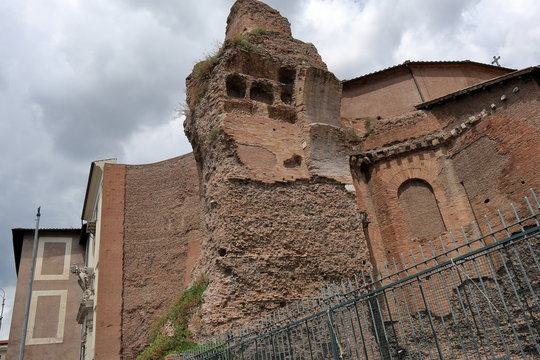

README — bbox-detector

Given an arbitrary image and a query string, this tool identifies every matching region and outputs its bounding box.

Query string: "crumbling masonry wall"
[184,0,371,338]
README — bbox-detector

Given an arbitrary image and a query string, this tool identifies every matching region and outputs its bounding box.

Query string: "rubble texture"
[185,0,370,338]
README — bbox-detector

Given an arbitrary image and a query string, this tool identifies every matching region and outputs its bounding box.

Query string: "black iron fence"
[184,190,540,359]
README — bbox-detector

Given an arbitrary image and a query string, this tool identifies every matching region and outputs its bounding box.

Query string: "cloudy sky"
[1,0,539,339]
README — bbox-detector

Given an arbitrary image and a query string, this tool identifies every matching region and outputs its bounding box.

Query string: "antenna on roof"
[492,55,501,67]
[19,207,41,360]
[0,288,5,332]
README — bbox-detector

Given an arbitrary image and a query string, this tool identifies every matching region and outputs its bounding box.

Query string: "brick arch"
[378,156,447,209]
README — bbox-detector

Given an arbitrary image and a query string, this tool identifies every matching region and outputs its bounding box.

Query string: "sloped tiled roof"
[342,60,515,84]
[416,66,540,109]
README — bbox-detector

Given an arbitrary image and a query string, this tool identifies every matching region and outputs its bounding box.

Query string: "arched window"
[398,179,446,240]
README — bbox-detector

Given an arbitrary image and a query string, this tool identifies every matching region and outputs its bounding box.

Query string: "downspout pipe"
[404,62,426,103]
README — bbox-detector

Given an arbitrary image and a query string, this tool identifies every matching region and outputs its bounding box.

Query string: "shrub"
[137,276,209,360]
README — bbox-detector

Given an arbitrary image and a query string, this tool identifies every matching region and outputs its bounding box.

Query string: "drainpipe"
[404,61,425,103]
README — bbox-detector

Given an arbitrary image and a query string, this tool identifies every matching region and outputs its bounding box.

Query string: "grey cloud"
[1,0,539,342]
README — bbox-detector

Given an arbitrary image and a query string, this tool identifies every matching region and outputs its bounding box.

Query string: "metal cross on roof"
[492,55,501,67]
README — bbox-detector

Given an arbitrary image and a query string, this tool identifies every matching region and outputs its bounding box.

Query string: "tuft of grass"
[137,276,209,360]
[363,117,371,129]
[175,102,190,119]
[249,27,267,35]
[189,54,219,105]
[348,129,360,140]
[193,55,218,81]
[208,128,219,141]
[363,117,377,136]
[231,35,255,52]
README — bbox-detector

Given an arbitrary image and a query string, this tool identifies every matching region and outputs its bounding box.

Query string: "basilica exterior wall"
[121,154,204,358]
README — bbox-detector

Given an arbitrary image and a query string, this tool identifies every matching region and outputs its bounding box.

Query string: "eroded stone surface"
[184,0,371,338]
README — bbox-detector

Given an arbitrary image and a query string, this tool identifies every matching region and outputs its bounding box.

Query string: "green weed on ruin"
[231,34,256,52]
[249,27,267,35]
[208,127,219,141]
[348,129,360,140]
[136,276,209,360]
[190,53,219,105]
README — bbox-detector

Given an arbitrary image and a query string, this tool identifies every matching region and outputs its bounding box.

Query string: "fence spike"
[410,248,418,267]
[331,282,340,299]
[524,196,536,218]
[392,257,400,273]
[348,277,355,293]
[301,299,308,312]
[375,265,383,281]
[400,253,408,272]
[497,208,507,227]
[360,271,367,287]
[530,188,540,208]
[287,303,294,318]
[341,280,348,297]
[382,261,390,276]
[320,286,327,300]
[326,283,334,299]
[460,226,470,245]
[368,269,375,284]
[382,261,388,275]
[511,203,524,232]
[419,244,427,262]
[449,231,459,247]
[484,214,494,233]
[428,241,439,264]
[472,221,482,239]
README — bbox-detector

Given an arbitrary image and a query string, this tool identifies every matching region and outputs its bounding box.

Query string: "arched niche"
[398,179,447,240]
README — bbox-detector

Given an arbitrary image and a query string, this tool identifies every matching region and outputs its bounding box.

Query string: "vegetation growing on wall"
[348,129,360,140]
[249,27,267,35]
[137,276,209,360]
[230,34,256,52]
[363,117,377,136]
[191,54,219,104]
[208,127,219,141]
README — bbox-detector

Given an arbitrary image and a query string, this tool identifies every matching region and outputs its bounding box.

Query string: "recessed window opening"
[398,179,446,240]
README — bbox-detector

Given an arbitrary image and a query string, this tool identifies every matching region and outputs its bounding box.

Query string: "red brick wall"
[342,63,511,123]
[352,73,539,266]
[95,164,125,360]
[121,154,204,358]
[440,76,540,232]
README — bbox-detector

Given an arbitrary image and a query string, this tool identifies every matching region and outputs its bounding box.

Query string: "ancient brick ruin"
[182,0,539,341]
[184,0,371,339]
[60,0,539,358]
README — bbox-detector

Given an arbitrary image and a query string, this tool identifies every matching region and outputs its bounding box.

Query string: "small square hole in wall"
[226,73,247,98]
[278,67,296,85]
[250,81,274,104]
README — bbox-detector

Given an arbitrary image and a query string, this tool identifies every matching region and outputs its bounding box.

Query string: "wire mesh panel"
[184,190,540,360]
